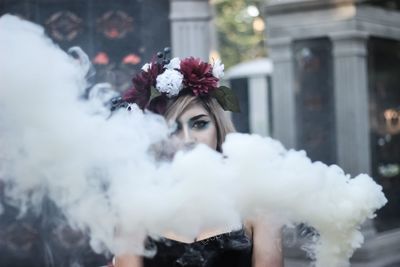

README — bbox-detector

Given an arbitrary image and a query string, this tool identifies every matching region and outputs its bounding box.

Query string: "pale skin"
[170,102,218,151]
[115,102,284,267]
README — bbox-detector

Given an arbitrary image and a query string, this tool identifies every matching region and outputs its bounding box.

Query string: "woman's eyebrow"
[189,114,208,121]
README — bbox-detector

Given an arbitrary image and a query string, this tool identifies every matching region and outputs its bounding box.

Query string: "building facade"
[265,0,400,266]
[0,0,212,92]
[0,1,212,266]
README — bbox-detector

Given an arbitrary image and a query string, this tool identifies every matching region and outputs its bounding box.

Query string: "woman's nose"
[182,126,196,144]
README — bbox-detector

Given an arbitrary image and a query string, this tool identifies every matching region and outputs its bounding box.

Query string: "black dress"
[142,228,252,267]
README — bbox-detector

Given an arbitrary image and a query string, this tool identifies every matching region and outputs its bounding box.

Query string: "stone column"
[249,75,270,136]
[330,31,370,176]
[268,37,297,149]
[169,0,212,60]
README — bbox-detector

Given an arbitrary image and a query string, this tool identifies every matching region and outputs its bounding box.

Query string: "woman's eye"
[192,120,208,129]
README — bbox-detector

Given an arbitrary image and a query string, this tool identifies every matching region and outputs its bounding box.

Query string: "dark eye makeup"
[170,114,211,135]
[191,120,209,130]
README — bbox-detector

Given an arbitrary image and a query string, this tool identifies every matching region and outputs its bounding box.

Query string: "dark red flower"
[180,57,219,96]
[123,61,163,109]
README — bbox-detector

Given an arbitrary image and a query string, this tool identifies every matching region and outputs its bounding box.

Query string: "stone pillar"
[268,37,297,149]
[330,31,370,176]
[265,1,400,266]
[169,0,212,60]
[249,75,270,136]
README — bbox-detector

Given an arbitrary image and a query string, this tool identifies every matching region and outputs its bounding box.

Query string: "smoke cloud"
[0,15,387,267]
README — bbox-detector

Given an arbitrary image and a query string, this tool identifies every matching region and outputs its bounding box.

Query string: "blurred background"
[0,0,399,266]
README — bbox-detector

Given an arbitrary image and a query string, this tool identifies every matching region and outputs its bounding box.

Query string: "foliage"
[213,0,267,69]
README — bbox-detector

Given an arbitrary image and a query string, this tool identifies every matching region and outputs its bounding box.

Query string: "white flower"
[156,69,183,97]
[126,103,140,112]
[212,59,224,79]
[165,57,181,70]
[141,63,152,72]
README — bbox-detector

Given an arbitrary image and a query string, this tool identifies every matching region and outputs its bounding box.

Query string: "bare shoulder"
[243,216,283,241]
[247,215,283,231]
[249,215,284,267]
[243,218,254,239]
[114,254,143,267]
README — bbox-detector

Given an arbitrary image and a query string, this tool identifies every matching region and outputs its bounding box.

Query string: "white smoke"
[0,15,387,267]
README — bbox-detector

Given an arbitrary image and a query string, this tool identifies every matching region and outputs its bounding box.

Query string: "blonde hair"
[163,95,236,152]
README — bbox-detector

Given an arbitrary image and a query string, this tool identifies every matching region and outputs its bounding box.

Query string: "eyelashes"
[170,120,210,135]
[191,120,209,130]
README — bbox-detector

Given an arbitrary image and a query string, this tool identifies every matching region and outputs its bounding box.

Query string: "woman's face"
[170,102,218,150]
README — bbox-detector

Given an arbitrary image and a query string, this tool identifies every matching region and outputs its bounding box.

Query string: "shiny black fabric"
[142,229,252,267]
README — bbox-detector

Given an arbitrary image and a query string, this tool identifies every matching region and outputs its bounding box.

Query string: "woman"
[113,49,284,267]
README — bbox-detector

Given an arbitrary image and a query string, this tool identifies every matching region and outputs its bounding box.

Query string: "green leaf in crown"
[149,86,162,103]
[211,86,241,113]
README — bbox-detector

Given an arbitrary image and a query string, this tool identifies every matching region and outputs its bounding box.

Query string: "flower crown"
[119,48,240,114]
